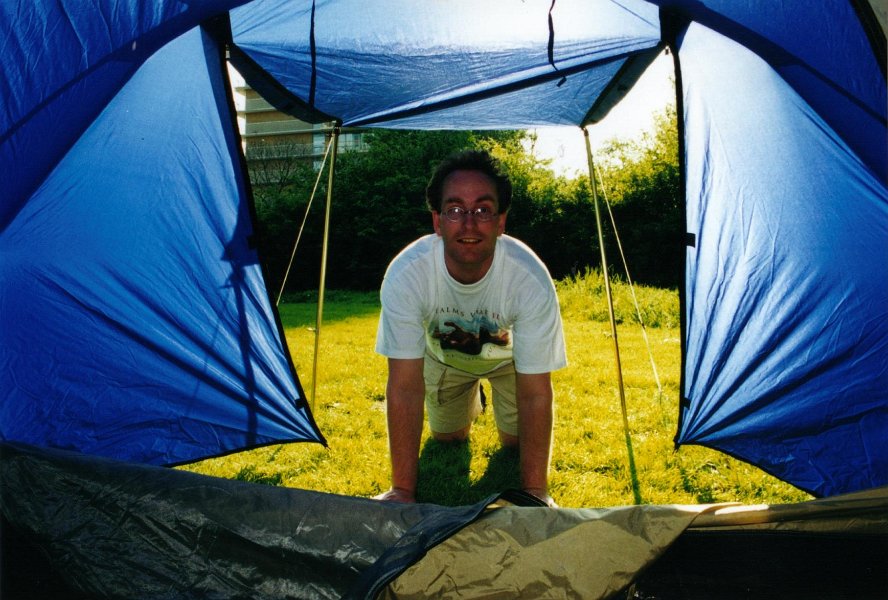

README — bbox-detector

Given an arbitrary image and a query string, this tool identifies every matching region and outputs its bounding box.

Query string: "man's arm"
[375,357,425,503]
[516,371,555,506]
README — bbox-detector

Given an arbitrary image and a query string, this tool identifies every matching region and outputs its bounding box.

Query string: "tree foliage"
[596,104,682,288]
[249,108,681,295]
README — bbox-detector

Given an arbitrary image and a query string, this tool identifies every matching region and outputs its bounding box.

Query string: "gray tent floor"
[2,442,886,599]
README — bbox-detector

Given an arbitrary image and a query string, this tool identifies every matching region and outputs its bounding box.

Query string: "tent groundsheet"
[2,442,886,599]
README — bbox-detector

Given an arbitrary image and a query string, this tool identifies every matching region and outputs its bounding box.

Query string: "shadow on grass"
[277,292,381,327]
[415,439,521,506]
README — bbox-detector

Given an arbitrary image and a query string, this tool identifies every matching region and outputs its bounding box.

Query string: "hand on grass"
[373,487,416,503]
[524,487,558,508]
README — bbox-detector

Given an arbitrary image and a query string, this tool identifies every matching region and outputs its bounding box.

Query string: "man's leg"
[423,355,482,442]
[486,361,519,445]
[498,430,519,447]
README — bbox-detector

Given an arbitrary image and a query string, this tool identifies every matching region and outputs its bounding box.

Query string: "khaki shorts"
[423,354,518,436]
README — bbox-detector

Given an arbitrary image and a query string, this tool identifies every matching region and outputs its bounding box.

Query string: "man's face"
[432,169,507,284]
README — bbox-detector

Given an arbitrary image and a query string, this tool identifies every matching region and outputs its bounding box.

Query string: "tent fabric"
[381,489,888,600]
[650,0,887,182]
[676,22,888,496]
[1,0,886,493]
[3,442,886,599]
[2,3,887,596]
[0,441,436,599]
[0,23,324,465]
[229,0,663,130]
[228,0,887,180]
[0,0,251,230]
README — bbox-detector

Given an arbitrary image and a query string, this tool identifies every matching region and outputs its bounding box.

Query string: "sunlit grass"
[182,274,811,508]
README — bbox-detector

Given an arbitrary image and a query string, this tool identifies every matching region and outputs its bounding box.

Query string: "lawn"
[181,277,811,508]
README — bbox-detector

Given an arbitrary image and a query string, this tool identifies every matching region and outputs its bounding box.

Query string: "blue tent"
[2,0,886,497]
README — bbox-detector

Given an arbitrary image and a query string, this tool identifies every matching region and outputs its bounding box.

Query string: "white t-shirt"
[375,234,567,375]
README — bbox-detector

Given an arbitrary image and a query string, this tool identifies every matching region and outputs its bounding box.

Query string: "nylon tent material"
[2,0,888,597]
[0,0,886,520]
[3,441,886,599]
[652,0,887,182]
[228,0,663,129]
[0,0,250,230]
[676,22,888,496]
[0,21,324,465]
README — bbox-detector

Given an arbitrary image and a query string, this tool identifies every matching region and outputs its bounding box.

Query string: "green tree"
[250,158,323,299]
[327,130,478,289]
[595,105,682,288]
[482,135,600,279]
[249,111,682,294]
[254,129,524,293]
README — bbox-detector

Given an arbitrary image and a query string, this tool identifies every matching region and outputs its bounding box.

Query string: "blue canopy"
[1,0,885,495]
[1,3,325,464]
[678,20,887,495]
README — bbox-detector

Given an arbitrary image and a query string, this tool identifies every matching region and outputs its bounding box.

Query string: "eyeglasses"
[441,206,498,223]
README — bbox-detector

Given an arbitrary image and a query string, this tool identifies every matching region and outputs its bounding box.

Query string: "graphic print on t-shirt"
[426,306,513,374]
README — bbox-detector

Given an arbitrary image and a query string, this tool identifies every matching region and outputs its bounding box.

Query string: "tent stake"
[584,127,642,505]
[310,127,339,411]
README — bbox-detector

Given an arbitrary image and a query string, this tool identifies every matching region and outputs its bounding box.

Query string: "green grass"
[181,272,812,508]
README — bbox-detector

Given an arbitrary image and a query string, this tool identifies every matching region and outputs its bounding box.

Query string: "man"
[374,150,567,506]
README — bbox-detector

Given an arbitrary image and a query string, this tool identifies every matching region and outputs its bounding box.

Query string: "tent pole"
[583,127,642,505]
[310,127,339,411]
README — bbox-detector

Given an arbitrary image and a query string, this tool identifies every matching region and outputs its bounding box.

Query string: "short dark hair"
[425,150,512,213]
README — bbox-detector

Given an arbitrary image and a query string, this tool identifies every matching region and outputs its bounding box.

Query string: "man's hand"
[524,487,558,508]
[373,487,416,503]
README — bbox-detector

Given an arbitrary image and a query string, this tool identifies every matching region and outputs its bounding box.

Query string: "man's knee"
[498,429,519,448]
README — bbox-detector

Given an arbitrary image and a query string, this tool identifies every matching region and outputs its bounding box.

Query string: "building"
[228,64,367,178]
